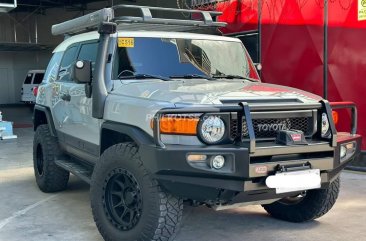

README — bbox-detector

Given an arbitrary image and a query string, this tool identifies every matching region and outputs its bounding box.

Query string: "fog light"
[340,146,347,159]
[210,155,225,169]
[187,154,207,162]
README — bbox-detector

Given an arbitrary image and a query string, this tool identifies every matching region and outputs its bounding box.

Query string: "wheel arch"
[100,121,154,155]
[33,105,57,137]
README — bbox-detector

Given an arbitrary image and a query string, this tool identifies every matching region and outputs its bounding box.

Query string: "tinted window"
[44,52,62,83]
[24,73,33,84]
[78,42,98,62]
[33,73,44,84]
[113,38,250,79]
[58,46,78,81]
[78,42,98,77]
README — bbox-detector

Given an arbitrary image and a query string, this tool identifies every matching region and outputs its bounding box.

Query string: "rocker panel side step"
[55,159,93,184]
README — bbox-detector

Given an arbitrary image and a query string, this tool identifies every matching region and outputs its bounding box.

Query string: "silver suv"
[33,5,361,241]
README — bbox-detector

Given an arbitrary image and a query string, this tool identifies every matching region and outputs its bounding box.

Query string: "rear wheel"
[262,177,340,222]
[33,125,69,192]
[91,143,183,241]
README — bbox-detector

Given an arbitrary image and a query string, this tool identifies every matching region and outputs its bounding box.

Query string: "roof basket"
[52,4,226,36]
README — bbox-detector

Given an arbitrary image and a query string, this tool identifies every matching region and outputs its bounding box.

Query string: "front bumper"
[140,133,361,204]
[142,100,361,205]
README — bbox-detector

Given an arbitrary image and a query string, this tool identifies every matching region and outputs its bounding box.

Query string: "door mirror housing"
[72,60,92,84]
[254,63,262,71]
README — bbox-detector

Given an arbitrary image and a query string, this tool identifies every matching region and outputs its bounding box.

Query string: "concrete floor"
[0,128,366,241]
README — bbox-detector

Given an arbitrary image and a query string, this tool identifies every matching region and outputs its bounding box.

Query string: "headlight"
[199,115,226,144]
[321,113,331,138]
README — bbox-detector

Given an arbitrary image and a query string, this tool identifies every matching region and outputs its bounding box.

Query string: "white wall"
[0,51,50,104]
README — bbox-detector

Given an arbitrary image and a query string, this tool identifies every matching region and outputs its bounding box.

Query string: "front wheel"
[91,143,183,241]
[262,177,340,222]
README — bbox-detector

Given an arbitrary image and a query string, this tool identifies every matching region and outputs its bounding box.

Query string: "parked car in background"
[21,70,45,104]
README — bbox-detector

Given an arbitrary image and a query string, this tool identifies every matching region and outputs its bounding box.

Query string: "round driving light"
[199,116,225,144]
[321,113,330,138]
[211,155,225,169]
[340,145,347,159]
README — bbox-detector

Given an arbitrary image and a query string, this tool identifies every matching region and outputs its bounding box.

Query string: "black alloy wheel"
[103,169,143,231]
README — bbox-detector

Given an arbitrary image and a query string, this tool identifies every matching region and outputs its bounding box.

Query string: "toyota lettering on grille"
[257,123,288,132]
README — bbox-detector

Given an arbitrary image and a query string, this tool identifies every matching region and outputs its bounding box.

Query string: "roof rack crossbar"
[51,4,226,36]
[112,5,224,27]
[113,17,225,27]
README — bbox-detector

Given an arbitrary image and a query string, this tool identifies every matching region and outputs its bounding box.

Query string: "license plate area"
[266,169,321,194]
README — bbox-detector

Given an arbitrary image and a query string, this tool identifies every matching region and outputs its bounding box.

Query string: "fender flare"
[33,105,57,137]
[100,121,154,153]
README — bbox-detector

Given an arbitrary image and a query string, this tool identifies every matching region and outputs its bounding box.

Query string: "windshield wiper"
[170,74,215,80]
[118,74,172,82]
[212,74,258,82]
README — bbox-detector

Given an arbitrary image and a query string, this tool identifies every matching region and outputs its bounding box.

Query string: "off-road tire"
[262,177,340,222]
[33,124,70,192]
[91,143,183,241]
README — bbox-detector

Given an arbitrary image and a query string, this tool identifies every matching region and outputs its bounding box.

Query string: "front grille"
[230,117,313,140]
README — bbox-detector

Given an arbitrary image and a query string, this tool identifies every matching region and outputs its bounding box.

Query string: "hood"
[111,79,322,106]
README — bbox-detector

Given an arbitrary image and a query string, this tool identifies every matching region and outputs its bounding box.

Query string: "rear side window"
[58,46,78,81]
[78,42,98,77]
[33,73,44,84]
[24,73,33,84]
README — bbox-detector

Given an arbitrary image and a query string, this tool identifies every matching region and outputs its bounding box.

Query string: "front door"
[52,42,101,158]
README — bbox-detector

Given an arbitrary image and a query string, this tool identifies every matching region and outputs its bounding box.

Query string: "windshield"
[112,37,259,80]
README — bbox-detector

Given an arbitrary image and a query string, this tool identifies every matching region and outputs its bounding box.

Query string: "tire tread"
[262,177,340,222]
[33,125,69,193]
[91,143,183,241]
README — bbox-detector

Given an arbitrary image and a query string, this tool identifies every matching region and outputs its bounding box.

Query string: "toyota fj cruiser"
[33,5,361,241]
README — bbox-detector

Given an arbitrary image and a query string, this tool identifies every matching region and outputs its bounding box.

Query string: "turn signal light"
[151,116,199,135]
[332,111,339,125]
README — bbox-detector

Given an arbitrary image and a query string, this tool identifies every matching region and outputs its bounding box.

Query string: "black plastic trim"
[33,104,57,137]
[57,132,99,164]
[101,121,154,147]
[92,29,113,119]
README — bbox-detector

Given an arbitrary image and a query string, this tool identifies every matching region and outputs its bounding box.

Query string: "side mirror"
[72,60,92,84]
[254,63,262,71]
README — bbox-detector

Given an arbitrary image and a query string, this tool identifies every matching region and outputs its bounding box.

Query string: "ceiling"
[10,0,136,12]
[0,42,53,51]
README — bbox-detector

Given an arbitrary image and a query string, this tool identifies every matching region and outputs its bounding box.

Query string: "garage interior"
[0,0,181,128]
[0,1,365,241]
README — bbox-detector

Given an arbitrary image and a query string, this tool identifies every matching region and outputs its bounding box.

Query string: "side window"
[23,73,33,84]
[58,46,78,82]
[33,73,44,84]
[44,52,62,83]
[78,42,98,77]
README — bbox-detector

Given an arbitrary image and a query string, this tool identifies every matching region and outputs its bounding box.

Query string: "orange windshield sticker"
[118,38,135,48]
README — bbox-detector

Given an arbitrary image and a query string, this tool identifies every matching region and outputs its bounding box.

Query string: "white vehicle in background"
[21,70,45,104]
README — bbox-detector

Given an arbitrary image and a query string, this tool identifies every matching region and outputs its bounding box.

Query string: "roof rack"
[52,4,226,36]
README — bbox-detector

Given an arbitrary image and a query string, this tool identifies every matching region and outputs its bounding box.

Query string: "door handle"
[61,93,71,102]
